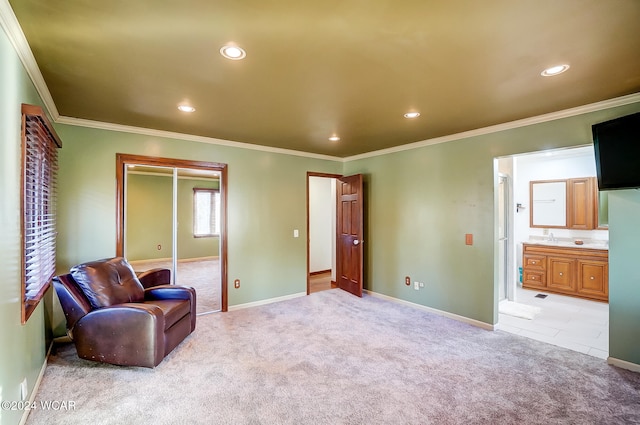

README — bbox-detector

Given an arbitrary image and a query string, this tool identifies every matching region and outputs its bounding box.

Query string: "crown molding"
[59,92,639,164]
[0,0,59,120]
[4,1,639,163]
[56,116,343,162]
[344,92,640,162]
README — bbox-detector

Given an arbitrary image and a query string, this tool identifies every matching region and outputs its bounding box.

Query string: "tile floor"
[498,286,609,359]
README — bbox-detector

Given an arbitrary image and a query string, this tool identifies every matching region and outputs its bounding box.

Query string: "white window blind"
[21,104,62,323]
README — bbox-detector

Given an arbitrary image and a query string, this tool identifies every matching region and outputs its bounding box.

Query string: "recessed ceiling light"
[329,136,341,142]
[541,64,570,77]
[404,112,420,119]
[177,105,196,113]
[220,45,246,60]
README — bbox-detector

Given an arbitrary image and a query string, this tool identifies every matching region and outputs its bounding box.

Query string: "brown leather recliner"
[53,257,196,368]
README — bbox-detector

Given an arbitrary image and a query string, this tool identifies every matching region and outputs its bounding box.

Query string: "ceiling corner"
[1,0,59,121]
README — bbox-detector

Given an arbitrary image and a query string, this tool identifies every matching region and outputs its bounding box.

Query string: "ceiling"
[9,0,640,158]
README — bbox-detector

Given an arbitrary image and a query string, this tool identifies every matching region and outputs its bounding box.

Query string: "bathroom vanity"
[522,242,608,302]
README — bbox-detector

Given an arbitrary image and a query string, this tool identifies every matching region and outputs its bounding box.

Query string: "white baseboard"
[228,292,307,311]
[607,356,640,373]
[19,343,52,425]
[364,290,496,331]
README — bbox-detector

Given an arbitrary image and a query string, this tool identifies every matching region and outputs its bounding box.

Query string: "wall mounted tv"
[592,111,640,190]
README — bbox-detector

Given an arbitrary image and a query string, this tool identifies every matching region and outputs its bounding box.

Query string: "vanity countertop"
[524,237,609,251]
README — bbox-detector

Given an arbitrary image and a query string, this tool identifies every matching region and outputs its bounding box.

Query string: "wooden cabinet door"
[548,257,575,293]
[577,260,608,301]
[568,178,595,230]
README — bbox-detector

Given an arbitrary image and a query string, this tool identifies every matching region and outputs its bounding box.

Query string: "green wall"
[608,191,640,365]
[345,102,640,331]
[54,124,342,307]
[126,173,173,261]
[126,174,220,261]
[0,24,48,425]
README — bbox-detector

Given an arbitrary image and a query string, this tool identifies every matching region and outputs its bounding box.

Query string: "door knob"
[353,239,363,246]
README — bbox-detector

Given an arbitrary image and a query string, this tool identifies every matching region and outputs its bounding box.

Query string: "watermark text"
[1,400,76,411]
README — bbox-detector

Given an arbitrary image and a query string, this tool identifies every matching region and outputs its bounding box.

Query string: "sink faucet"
[548,232,556,242]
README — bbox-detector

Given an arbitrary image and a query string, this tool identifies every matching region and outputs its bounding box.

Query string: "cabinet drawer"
[523,270,546,288]
[524,254,546,271]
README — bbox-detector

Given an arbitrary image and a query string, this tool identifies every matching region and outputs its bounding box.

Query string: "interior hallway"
[309,271,337,294]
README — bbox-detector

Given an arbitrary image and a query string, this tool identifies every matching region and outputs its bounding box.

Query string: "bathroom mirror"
[530,180,567,228]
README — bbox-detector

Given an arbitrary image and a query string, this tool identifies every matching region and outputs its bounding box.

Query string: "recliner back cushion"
[70,257,145,309]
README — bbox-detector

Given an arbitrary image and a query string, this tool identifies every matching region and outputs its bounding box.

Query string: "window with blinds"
[21,104,62,324]
[193,188,220,237]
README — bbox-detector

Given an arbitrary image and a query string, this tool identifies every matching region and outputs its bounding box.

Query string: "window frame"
[193,188,220,238]
[21,104,62,324]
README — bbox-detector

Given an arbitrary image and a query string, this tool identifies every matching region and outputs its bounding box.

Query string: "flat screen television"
[592,111,640,190]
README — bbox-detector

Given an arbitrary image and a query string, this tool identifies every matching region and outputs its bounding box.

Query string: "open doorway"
[307,172,365,297]
[307,173,340,294]
[495,146,610,359]
[116,154,228,313]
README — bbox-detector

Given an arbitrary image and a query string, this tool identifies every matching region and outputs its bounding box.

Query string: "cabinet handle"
[590,276,595,280]
[559,272,563,276]
[532,261,536,264]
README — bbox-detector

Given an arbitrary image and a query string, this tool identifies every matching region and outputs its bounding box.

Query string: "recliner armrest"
[72,304,165,368]
[144,285,195,301]
[136,268,171,289]
[145,285,196,332]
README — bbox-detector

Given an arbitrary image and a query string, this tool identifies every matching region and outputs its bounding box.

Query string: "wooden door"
[568,177,595,229]
[336,174,364,297]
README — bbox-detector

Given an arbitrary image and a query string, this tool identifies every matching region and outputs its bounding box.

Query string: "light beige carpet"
[27,289,640,424]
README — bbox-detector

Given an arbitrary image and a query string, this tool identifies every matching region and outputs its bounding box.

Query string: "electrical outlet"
[414,282,419,290]
[234,279,240,289]
[419,282,425,288]
[405,276,411,286]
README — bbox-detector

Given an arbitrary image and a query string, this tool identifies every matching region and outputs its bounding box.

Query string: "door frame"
[498,173,514,301]
[306,172,342,295]
[116,153,229,311]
